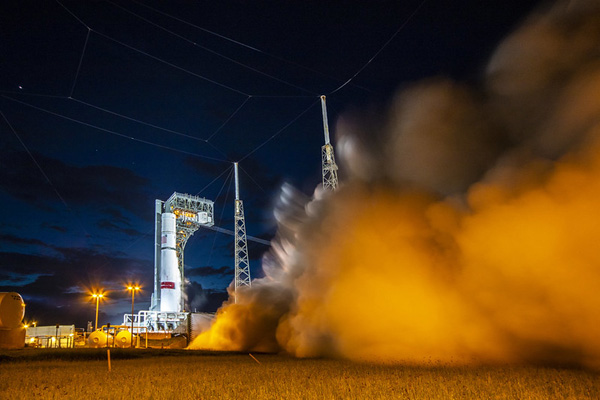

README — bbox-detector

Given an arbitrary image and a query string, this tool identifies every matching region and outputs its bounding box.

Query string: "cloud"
[96,219,145,237]
[0,150,152,220]
[0,245,152,305]
[186,265,231,277]
[0,233,50,248]
[41,222,68,233]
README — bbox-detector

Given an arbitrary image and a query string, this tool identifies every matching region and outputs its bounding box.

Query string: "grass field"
[0,349,598,399]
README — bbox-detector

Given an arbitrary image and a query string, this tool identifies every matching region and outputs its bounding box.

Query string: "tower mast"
[234,162,251,300]
[320,95,339,190]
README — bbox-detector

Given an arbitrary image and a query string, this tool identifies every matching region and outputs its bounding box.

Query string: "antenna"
[320,95,339,190]
[234,162,251,300]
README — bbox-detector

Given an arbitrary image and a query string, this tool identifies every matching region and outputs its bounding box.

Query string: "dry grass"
[0,349,598,399]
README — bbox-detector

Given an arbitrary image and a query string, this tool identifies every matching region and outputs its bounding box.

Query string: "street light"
[91,292,104,331]
[127,285,140,348]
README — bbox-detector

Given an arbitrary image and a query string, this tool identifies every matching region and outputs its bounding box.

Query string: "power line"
[206,96,251,142]
[1,111,71,210]
[205,166,235,267]
[57,0,316,99]
[55,0,250,96]
[130,0,343,84]
[2,91,238,160]
[107,1,317,96]
[328,0,428,95]
[0,90,66,99]
[92,30,251,96]
[194,165,233,197]
[202,225,270,246]
[239,99,319,162]
[70,97,207,142]
[69,28,91,98]
[238,164,267,195]
[2,95,229,163]
[55,0,91,30]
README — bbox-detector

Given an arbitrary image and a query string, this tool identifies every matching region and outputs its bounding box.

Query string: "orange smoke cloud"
[190,0,600,368]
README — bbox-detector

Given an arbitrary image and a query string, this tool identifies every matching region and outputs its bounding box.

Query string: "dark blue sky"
[0,0,537,327]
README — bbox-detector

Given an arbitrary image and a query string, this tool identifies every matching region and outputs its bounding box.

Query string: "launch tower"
[233,163,251,297]
[151,192,214,312]
[320,95,339,190]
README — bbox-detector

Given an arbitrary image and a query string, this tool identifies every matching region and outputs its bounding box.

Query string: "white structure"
[151,192,214,313]
[27,325,76,348]
[160,212,180,311]
[320,95,339,190]
[0,292,25,349]
[234,162,251,296]
[0,292,25,329]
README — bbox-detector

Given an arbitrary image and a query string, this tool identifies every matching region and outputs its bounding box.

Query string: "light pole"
[92,292,104,331]
[127,285,140,348]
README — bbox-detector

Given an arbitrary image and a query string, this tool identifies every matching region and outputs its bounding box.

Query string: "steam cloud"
[190,0,600,368]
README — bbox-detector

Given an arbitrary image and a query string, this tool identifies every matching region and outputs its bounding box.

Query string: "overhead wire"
[205,165,234,267]
[57,0,315,99]
[0,90,66,99]
[205,96,252,142]
[2,90,238,160]
[194,166,233,197]
[55,0,250,96]
[69,28,91,98]
[2,95,229,163]
[70,97,207,142]
[53,0,323,167]
[328,0,429,95]
[0,111,70,210]
[92,30,251,96]
[0,110,90,238]
[238,164,267,195]
[238,99,319,162]
[131,0,371,93]
[107,0,317,96]
[203,225,271,246]
[108,162,234,258]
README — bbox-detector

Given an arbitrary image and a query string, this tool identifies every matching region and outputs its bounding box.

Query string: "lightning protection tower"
[320,95,339,190]
[234,162,251,298]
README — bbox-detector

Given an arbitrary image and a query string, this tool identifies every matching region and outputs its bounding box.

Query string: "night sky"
[1,0,538,328]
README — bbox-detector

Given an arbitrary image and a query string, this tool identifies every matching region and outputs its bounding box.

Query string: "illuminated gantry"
[320,95,339,190]
[151,192,214,312]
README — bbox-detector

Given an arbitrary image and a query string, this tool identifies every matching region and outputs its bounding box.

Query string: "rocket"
[160,212,180,312]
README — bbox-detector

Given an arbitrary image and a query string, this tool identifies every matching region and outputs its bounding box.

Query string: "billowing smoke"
[184,279,207,312]
[190,0,600,368]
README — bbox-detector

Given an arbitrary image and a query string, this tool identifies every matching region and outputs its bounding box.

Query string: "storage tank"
[0,292,25,329]
[88,330,113,348]
[115,330,132,348]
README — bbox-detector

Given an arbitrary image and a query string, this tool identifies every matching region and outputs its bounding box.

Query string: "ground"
[0,349,598,399]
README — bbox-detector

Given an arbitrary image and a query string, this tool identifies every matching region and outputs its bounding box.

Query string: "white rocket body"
[160,213,180,312]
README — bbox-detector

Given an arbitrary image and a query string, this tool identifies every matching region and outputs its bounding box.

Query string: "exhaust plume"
[190,0,600,368]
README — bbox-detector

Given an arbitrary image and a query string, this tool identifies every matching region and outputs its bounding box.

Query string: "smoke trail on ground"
[190,0,600,368]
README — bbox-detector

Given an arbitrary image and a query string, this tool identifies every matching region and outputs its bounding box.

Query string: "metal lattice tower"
[234,163,251,298]
[320,95,339,190]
